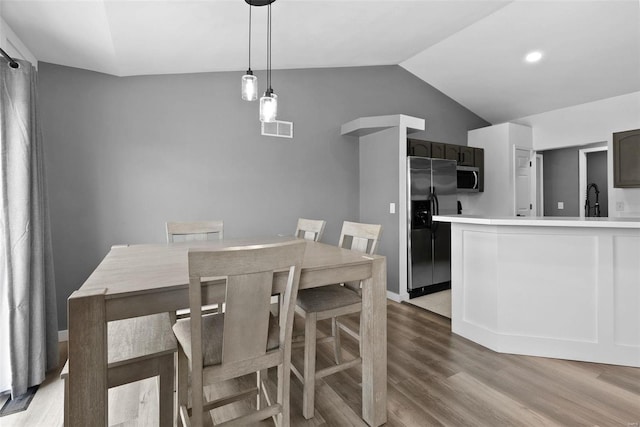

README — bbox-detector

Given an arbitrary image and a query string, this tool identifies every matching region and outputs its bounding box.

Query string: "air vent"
[261,120,293,138]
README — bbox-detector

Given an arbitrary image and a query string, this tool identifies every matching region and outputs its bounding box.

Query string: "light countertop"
[433,214,640,229]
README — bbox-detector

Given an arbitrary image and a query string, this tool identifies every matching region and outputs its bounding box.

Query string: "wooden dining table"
[66,236,387,426]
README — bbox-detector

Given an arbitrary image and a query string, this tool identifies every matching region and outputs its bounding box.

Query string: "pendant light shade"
[241,71,257,101]
[259,2,277,122]
[241,3,257,101]
[259,90,277,122]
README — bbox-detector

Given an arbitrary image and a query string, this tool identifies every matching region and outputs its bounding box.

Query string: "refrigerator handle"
[426,192,434,229]
[432,192,440,234]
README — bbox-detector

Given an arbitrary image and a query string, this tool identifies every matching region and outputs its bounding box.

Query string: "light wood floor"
[2,300,639,426]
[405,290,451,319]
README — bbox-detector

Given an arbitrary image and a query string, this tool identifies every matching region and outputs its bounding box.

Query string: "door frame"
[578,145,607,218]
[536,153,544,216]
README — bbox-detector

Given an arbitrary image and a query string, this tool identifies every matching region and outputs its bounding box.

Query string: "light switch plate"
[389,203,396,214]
[558,202,564,209]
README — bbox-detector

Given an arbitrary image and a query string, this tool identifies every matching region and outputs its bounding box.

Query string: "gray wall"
[358,127,401,295]
[37,63,487,328]
[542,142,607,216]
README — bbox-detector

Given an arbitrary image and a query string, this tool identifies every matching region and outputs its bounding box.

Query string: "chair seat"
[107,313,177,367]
[296,284,361,313]
[172,313,280,367]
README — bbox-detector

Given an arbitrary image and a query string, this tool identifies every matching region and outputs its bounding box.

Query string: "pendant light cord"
[248,4,252,70]
[267,3,272,91]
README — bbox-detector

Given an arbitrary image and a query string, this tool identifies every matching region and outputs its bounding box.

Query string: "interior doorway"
[579,145,608,218]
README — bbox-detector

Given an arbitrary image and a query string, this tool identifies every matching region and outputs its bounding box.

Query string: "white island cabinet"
[434,215,640,367]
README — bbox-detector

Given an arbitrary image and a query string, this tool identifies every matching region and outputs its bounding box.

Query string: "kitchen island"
[433,215,640,367]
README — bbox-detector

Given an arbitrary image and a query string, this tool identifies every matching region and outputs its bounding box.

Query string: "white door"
[514,148,532,216]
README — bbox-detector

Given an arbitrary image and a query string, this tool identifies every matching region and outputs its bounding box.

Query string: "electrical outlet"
[616,201,625,211]
[558,202,564,210]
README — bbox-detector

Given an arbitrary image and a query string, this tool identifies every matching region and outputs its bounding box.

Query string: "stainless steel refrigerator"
[407,156,457,298]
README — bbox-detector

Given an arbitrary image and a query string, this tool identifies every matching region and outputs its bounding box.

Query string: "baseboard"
[386,291,407,303]
[58,330,68,343]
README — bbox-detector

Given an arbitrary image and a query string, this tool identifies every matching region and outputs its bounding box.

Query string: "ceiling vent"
[261,120,293,138]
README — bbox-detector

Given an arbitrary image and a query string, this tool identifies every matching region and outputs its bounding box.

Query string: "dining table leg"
[361,257,387,427]
[67,288,108,426]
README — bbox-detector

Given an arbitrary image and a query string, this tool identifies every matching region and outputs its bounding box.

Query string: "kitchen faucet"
[585,182,600,217]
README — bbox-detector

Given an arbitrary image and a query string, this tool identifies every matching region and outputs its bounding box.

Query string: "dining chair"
[172,239,306,427]
[166,220,224,321]
[61,313,177,427]
[166,220,224,243]
[292,220,382,419]
[295,218,326,242]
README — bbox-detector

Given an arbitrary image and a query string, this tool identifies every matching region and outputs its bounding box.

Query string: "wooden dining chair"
[292,220,382,419]
[166,220,224,243]
[61,312,177,427]
[172,239,306,427]
[166,220,224,321]
[295,218,326,242]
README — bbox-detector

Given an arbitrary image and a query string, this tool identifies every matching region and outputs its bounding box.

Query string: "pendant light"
[259,2,277,122]
[241,3,257,101]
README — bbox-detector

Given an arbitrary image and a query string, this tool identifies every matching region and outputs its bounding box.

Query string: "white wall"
[516,92,640,217]
[461,122,532,216]
[0,16,37,65]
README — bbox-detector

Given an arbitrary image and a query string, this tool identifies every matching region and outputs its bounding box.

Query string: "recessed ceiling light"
[525,51,543,63]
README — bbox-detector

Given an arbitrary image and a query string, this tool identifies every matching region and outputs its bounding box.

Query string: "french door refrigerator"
[407,156,457,298]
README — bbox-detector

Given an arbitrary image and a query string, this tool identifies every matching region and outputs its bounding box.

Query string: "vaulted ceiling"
[2,0,639,124]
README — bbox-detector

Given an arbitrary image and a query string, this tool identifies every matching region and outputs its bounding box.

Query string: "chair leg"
[331,317,342,365]
[158,354,175,427]
[191,364,204,427]
[277,359,290,427]
[63,376,69,427]
[358,310,363,357]
[256,369,268,410]
[302,312,317,419]
[176,347,189,425]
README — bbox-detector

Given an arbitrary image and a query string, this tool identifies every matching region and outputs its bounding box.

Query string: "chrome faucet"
[585,183,600,217]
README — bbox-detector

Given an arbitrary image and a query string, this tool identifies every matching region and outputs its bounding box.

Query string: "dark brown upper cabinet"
[430,142,446,159]
[445,144,460,162]
[407,138,431,157]
[458,146,475,166]
[613,128,640,188]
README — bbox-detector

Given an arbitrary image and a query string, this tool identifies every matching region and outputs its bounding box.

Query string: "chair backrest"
[295,218,326,242]
[338,221,382,255]
[338,221,381,293]
[166,220,224,243]
[187,240,306,366]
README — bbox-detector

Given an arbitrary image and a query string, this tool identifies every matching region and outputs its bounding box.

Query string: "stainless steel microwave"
[457,166,480,192]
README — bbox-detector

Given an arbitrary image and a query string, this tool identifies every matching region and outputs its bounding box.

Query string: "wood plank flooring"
[1,300,639,426]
